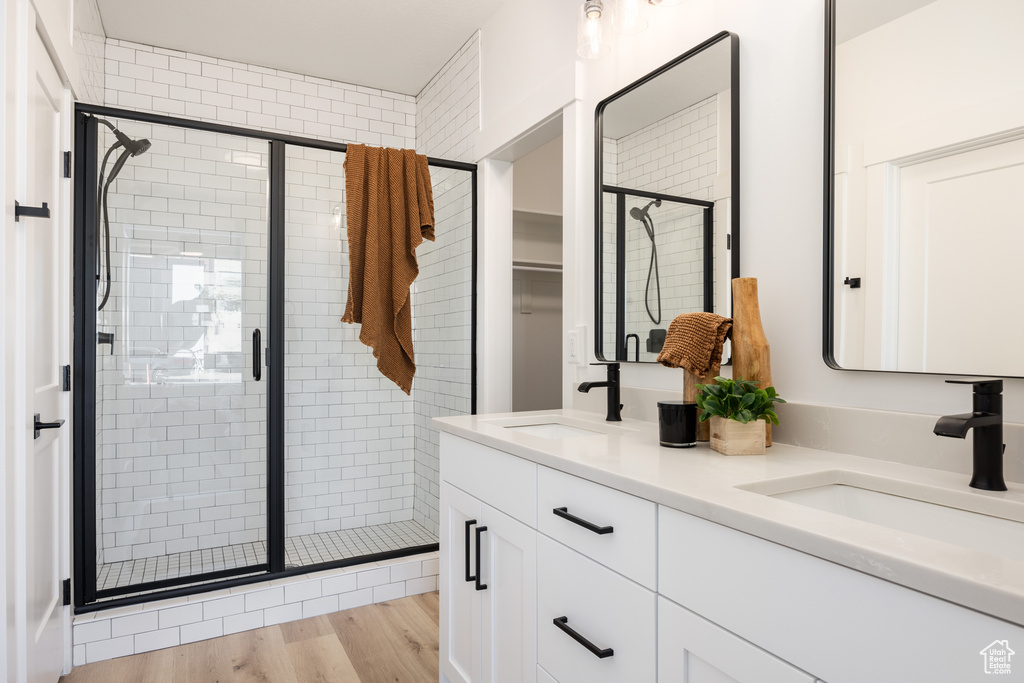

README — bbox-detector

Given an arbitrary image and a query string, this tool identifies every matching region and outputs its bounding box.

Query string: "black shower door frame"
[72,103,478,611]
[598,185,715,362]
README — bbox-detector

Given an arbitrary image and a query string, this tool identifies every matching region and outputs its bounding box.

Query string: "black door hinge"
[62,365,71,391]
[62,578,71,606]
[726,234,732,249]
[63,151,71,178]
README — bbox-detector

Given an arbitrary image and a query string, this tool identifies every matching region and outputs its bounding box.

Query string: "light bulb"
[578,0,612,59]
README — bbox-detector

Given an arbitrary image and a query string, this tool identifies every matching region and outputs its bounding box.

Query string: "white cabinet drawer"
[659,505,1024,683]
[537,535,656,683]
[441,432,537,526]
[537,466,656,589]
[659,596,814,683]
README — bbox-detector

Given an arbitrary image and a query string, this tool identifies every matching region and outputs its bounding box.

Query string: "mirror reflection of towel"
[342,144,435,394]
[656,312,732,376]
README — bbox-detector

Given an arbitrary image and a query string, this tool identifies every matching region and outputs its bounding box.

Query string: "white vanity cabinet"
[439,426,1024,683]
[440,435,538,683]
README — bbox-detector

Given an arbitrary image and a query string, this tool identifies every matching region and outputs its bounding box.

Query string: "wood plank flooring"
[60,592,439,683]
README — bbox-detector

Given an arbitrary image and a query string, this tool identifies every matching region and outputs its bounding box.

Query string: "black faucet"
[933,378,1006,491]
[578,362,622,422]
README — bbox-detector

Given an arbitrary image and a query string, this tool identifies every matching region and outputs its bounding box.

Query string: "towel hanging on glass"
[341,144,435,394]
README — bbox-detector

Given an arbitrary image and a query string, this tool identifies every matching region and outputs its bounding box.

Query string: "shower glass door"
[88,116,270,597]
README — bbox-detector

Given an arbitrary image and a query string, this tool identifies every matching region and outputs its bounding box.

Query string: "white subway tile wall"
[410,32,480,536]
[72,552,439,665]
[73,0,106,104]
[601,95,718,361]
[102,39,416,149]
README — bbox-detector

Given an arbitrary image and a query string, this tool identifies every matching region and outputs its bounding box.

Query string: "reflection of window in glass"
[123,253,244,385]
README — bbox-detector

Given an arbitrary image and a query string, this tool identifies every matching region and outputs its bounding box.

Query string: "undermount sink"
[479,413,624,440]
[739,471,1024,564]
[502,423,603,439]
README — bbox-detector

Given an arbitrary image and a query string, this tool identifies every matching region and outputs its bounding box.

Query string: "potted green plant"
[695,377,786,455]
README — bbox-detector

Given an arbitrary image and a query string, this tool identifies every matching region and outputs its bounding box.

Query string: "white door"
[479,503,536,683]
[440,482,483,683]
[6,17,68,683]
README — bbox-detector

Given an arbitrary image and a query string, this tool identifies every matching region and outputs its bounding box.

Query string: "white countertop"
[435,409,1024,627]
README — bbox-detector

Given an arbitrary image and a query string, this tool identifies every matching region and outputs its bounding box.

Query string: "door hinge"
[62,578,71,606]
[63,151,71,178]
[726,233,732,249]
[62,364,71,391]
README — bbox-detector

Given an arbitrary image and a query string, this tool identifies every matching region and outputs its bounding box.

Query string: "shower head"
[629,199,662,221]
[125,137,151,157]
[96,117,151,157]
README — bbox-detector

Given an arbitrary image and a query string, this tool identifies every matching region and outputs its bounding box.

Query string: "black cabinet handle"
[15,201,50,221]
[252,329,262,381]
[34,413,65,439]
[553,616,614,658]
[464,519,477,583]
[474,525,488,591]
[553,507,613,535]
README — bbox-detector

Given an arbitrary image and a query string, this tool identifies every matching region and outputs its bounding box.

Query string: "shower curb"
[70,550,439,666]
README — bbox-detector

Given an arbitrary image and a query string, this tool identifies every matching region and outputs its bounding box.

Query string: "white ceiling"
[95,0,507,96]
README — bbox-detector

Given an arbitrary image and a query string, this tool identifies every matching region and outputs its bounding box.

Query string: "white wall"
[475,0,1024,424]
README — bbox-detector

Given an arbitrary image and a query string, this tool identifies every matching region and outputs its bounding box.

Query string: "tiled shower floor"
[96,520,437,592]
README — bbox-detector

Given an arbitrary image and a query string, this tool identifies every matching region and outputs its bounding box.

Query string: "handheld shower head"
[628,198,662,221]
[96,118,151,157]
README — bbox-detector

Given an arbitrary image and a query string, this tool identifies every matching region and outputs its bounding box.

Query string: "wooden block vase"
[709,416,766,455]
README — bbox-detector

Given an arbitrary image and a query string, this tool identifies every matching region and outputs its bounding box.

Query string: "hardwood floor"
[60,592,440,683]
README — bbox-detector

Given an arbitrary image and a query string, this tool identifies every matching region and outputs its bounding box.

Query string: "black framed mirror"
[595,31,740,363]
[824,0,1024,377]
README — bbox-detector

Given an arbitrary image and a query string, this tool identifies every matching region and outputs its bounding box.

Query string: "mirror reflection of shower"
[95,117,151,311]
[630,198,662,325]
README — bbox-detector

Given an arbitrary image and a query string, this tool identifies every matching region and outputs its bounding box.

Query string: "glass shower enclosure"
[72,105,476,608]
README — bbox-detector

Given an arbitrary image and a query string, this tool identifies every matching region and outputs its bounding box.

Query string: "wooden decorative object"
[683,366,719,442]
[731,277,774,446]
[709,416,766,455]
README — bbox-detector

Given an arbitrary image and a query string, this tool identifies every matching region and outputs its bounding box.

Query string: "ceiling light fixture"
[617,0,649,35]
[577,0,613,60]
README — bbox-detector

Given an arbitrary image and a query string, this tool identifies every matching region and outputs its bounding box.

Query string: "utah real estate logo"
[980,640,1014,675]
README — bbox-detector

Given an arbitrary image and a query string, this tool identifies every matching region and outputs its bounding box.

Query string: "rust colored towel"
[342,144,435,394]
[656,312,733,376]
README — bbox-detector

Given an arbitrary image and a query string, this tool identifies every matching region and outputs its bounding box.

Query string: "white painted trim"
[478,158,514,414]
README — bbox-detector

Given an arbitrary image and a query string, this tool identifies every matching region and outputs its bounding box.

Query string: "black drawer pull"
[553,616,614,658]
[34,413,65,439]
[465,519,477,583]
[474,525,488,591]
[553,507,613,535]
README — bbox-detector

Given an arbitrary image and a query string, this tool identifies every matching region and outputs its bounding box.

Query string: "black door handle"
[553,507,614,535]
[465,519,477,583]
[34,413,65,439]
[474,525,488,591]
[15,201,50,221]
[553,616,614,658]
[252,329,262,381]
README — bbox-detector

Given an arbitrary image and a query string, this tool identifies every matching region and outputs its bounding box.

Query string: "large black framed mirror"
[824,0,1024,377]
[595,31,740,363]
